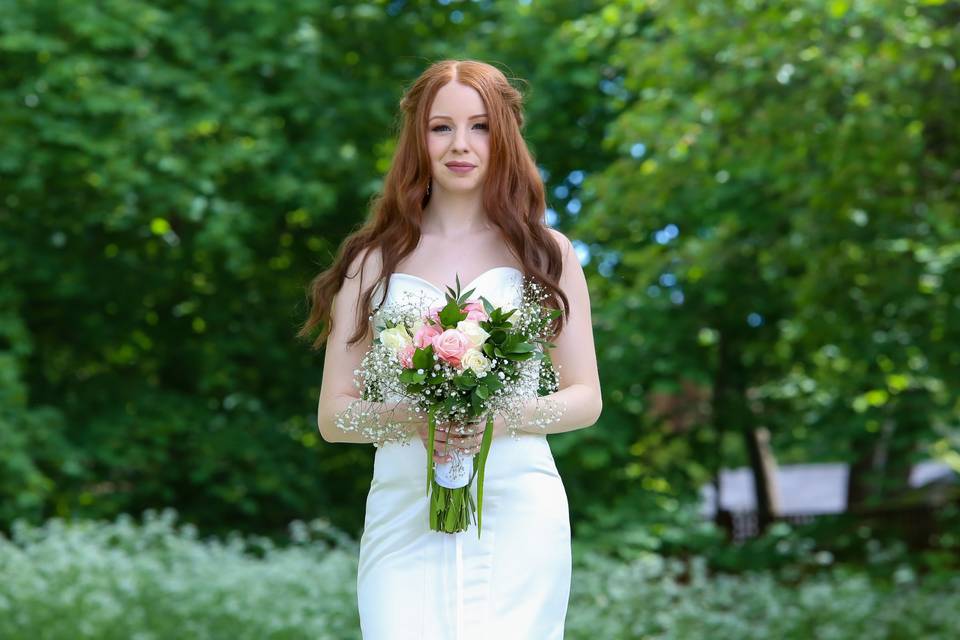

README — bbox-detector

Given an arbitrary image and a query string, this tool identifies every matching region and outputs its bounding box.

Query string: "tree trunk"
[711,331,780,536]
[745,426,780,533]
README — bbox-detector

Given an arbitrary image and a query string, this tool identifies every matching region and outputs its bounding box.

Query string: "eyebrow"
[429,114,488,121]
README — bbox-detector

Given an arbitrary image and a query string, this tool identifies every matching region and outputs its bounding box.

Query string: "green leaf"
[438,299,467,327]
[426,407,437,496]
[471,389,482,415]
[459,286,477,304]
[475,413,494,538]
[483,374,503,393]
[453,370,478,389]
[412,346,433,370]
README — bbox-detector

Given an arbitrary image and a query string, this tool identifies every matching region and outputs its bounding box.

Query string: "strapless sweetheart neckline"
[389,265,523,295]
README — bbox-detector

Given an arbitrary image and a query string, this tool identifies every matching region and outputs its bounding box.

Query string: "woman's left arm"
[497,228,603,437]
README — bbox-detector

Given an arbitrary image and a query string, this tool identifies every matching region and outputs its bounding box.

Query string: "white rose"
[410,318,425,336]
[380,325,412,352]
[461,348,491,375]
[456,319,490,347]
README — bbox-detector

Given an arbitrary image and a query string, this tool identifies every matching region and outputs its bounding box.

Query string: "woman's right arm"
[316,248,420,444]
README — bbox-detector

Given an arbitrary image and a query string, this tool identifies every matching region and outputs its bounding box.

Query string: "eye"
[430,123,489,132]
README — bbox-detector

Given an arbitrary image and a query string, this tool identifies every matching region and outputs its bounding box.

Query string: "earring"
[426,182,431,196]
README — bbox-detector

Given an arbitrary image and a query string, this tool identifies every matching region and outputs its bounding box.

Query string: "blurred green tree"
[567,0,959,539]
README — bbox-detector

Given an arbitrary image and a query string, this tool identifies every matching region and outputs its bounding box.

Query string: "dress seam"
[420,533,427,640]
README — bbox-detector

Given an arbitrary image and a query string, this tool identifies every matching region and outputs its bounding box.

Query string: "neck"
[421,189,491,237]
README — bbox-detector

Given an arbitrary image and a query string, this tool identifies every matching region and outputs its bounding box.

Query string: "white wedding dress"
[357,266,572,640]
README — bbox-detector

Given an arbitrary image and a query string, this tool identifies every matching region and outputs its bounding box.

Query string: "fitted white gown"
[357,266,572,640]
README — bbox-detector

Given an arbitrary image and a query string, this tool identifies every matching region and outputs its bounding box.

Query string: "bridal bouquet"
[336,274,564,537]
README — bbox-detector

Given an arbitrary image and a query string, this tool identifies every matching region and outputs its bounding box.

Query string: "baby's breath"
[333,275,567,446]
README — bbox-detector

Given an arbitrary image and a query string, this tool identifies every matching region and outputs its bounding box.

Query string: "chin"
[438,180,483,193]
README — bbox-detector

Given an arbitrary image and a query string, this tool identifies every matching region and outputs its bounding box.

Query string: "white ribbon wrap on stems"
[433,449,475,489]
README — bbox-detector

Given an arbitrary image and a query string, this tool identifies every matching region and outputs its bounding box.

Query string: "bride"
[299,59,602,639]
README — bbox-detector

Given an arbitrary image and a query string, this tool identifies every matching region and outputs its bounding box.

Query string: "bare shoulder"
[344,244,384,284]
[545,228,580,283]
[335,244,384,323]
[546,227,574,260]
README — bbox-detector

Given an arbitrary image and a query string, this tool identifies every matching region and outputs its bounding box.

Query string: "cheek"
[427,136,446,160]
[475,137,490,159]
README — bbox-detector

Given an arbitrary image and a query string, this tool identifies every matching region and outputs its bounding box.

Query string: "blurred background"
[1,0,958,638]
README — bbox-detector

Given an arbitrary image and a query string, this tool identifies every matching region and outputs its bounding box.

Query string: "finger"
[450,434,482,447]
[457,422,481,436]
[449,437,476,450]
[453,445,479,456]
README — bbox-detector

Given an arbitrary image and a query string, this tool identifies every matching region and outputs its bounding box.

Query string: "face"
[426,80,490,195]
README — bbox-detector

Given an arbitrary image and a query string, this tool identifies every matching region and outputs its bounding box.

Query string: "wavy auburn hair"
[297,59,569,350]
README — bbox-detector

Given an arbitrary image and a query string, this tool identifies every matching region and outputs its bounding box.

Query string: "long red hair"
[297,59,569,349]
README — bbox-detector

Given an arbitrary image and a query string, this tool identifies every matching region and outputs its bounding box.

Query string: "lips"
[445,162,476,175]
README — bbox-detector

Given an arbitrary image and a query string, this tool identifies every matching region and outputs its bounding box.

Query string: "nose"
[452,125,469,153]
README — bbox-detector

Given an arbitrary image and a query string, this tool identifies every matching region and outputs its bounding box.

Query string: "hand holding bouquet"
[337,273,564,537]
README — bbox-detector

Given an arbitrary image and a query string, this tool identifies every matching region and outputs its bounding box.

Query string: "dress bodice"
[370,266,526,336]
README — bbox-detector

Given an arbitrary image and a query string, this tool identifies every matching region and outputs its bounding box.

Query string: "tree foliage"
[2,0,957,546]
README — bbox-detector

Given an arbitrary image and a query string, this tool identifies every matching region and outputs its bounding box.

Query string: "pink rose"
[463,301,489,322]
[431,329,472,368]
[413,323,442,349]
[397,344,415,369]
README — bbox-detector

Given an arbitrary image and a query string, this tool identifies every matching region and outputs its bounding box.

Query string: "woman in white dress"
[300,59,602,639]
